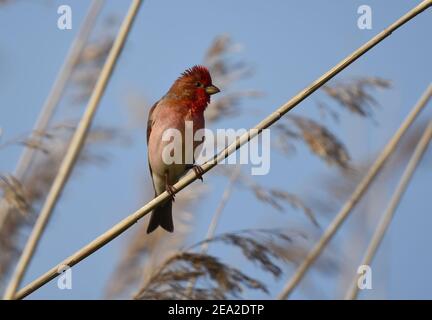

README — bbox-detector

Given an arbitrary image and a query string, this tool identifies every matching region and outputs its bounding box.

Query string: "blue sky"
[0,1,431,299]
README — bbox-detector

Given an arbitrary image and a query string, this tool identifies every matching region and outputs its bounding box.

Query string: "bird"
[146,65,220,233]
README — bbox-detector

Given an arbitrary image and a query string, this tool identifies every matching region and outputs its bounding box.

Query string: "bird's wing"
[147,100,160,195]
[147,100,159,144]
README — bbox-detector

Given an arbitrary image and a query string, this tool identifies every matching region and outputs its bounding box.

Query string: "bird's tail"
[146,199,173,234]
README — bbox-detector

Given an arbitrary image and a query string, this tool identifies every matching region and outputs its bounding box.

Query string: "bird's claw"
[166,184,177,202]
[192,165,204,182]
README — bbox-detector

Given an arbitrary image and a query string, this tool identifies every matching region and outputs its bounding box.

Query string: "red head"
[166,65,220,113]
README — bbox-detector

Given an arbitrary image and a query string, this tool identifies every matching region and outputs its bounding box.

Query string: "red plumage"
[146,65,220,233]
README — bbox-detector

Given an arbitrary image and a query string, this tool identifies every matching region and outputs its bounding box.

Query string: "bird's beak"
[205,85,220,95]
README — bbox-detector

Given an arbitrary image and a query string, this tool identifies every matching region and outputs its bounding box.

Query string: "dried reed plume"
[134,229,332,300]
[204,34,263,122]
[321,78,391,118]
[71,36,114,103]
[273,77,391,170]
[0,125,127,284]
[221,167,319,227]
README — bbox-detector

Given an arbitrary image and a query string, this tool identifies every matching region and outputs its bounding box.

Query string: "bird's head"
[167,65,220,113]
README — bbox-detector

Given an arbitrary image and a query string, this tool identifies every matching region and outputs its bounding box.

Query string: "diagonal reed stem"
[3,0,143,299]
[344,120,432,300]
[277,83,432,300]
[0,0,104,235]
[12,0,432,300]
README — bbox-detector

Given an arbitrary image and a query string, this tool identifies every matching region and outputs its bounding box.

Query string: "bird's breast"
[148,105,205,182]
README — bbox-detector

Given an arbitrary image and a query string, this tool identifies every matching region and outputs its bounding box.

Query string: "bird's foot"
[191,165,205,182]
[166,184,177,202]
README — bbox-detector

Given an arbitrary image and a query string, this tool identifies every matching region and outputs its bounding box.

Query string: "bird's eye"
[195,82,203,88]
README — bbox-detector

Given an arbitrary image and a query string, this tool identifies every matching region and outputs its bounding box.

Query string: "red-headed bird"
[146,66,220,233]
